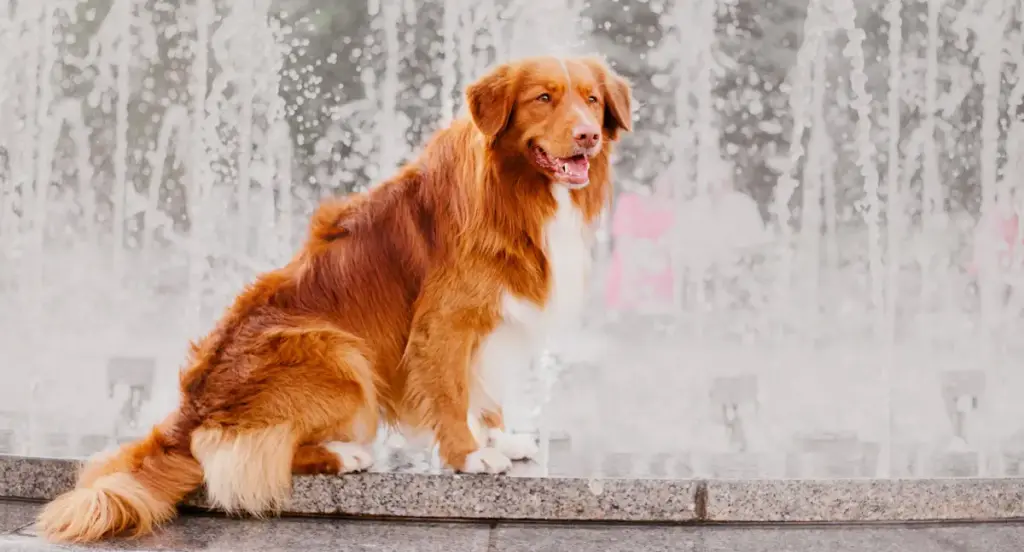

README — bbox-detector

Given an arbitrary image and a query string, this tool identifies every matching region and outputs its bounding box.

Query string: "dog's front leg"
[470,340,539,462]
[402,300,513,475]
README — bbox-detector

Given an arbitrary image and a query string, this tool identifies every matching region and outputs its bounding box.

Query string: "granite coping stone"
[4,455,1024,523]
[0,455,697,522]
[705,479,1024,522]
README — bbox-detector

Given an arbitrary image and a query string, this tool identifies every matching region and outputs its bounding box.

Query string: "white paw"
[489,430,539,461]
[460,447,512,474]
[323,441,374,473]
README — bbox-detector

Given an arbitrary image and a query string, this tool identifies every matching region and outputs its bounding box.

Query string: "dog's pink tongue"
[558,156,590,184]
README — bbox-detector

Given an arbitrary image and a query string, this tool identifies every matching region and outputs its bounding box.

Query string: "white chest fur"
[500,185,591,335]
[469,186,592,429]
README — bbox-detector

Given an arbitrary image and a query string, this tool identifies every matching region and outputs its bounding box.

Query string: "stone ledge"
[4,455,1024,523]
[705,479,1024,522]
[0,455,697,522]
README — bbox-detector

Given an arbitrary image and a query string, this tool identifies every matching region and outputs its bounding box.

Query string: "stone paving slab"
[493,523,1024,552]
[2,500,1024,552]
[3,510,491,551]
[0,501,37,535]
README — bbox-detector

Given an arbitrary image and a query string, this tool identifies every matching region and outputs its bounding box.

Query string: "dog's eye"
[588,95,599,104]
[537,93,552,103]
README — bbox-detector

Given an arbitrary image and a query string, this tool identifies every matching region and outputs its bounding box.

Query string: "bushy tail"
[190,424,299,516]
[35,419,203,543]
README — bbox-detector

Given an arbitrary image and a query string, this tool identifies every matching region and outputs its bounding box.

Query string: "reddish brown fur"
[36,55,631,543]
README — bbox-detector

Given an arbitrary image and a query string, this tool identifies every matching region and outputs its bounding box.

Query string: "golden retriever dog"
[37,54,632,543]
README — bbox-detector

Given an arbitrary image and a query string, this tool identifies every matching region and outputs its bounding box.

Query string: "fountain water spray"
[920,0,946,310]
[770,0,823,337]
[112,0,131,283]
[977,0,1008,343]
[1,0,1023,476]
[835,0,884,340]
[884,0,903,343]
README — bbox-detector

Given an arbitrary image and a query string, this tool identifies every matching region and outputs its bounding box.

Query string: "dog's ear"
[582,57,633,141]
[466,63,517,138]
[603,71,633,140]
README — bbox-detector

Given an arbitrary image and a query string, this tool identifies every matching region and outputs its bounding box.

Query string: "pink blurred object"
[969,210,1022,276]
[605,192,677,310]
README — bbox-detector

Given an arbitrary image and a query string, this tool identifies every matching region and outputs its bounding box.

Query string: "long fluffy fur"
[35,416,203,542]
[36,55,632,543]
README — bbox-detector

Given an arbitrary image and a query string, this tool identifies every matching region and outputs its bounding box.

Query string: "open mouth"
[531,145,592,188]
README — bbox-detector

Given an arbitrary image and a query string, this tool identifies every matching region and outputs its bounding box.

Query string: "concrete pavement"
[3,500,1024,551]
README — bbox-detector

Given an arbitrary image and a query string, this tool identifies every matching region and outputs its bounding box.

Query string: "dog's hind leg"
[188,324,379,516]
[291,404,379,476]
[292,441,375,475]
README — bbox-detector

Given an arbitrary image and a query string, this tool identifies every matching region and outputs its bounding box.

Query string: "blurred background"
[2,0,1024,480]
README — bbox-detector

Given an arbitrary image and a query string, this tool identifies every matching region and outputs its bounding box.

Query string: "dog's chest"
[501,186,591,339]
[468,187,591,421]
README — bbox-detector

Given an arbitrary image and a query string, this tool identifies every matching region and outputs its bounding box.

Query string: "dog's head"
[466,55,633,190]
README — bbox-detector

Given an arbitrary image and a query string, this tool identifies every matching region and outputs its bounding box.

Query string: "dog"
[36,54,632,543]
